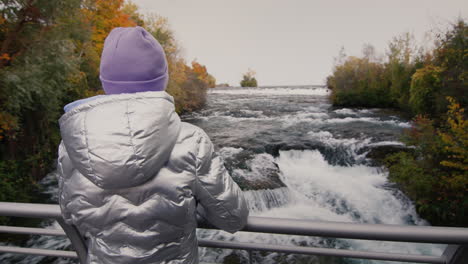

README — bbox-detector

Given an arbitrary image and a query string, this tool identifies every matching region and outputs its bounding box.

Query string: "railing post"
[442,245,468,264]
[248,249,253,264]
[57,219,88,264]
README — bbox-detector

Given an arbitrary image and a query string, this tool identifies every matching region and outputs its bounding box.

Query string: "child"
[57,26,248,264]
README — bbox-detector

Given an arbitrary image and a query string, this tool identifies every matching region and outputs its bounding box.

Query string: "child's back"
[57,27,248,264]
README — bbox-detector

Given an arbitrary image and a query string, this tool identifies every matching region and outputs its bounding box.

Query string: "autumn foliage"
[328,20,468,226]
[327,19,467,226]
[83,0,136,55]
[386,97,467,226]
[0,0,215,211]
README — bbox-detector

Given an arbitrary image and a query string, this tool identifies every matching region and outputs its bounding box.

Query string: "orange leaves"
[191,61,208,82]
[0,53,11,61]
[0,112,19,140]
[83,0,136,56]
[191,61,216,88]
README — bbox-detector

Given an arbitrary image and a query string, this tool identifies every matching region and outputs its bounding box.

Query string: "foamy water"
[196,87,444,263]
[209,87,330,96]
[1,86,445,264]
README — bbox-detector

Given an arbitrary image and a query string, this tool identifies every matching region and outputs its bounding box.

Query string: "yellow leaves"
[67,71,86,85]
[169,58,188,84]
[409,65,444,115]
[85,89,105,98]
[440,160,468,171]
[438,97,468,173]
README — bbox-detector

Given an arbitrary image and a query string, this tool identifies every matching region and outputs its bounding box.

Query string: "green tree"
[385,33,418,109]
[432,19,468,114]
[240,69,258,87]
[328,55,390,107]
[0,0,88,212]
[409,65,443,116]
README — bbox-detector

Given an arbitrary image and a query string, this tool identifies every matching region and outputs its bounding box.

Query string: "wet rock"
[220,148,286,191]
[365,145,413,165]
[235,161,286,191]
[264,143,286,157]
[264,143,352,166]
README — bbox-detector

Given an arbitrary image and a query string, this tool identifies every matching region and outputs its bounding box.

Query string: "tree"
[240,68,258,87]
[328,55,389,107]
[432,19,468,113]
[0,1,217,210]
[386,97,467,226]
[144,14,215,113]
[122,1,145,26]
[81,0,136,56]
[439,97,468,173]
[0,0,89,210]
[192,61,216,88]
[385,32,418,109]
[409,65,443,116]
[145,14,178,58]
[333,46,347,66]
[362,43,379,63]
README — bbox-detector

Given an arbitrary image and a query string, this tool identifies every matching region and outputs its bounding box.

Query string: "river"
[0,86,444,263]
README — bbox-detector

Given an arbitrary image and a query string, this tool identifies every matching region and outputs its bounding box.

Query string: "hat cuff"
[100,73,168,95]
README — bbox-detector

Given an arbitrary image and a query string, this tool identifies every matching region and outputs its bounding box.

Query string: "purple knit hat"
[99,27,168,94]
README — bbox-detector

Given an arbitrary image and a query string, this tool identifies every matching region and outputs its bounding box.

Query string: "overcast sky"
[132,0,466,86]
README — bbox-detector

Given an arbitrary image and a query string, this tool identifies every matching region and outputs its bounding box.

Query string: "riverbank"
[326,19,467,227]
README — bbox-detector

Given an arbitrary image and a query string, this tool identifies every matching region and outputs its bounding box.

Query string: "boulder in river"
[220,147,286,191]
[365,144,414,165]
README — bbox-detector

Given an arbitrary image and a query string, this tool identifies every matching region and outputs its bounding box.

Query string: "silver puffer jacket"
[57,91,249,264]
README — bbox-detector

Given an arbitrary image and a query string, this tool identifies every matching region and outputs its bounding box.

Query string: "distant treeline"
[327,19,467,226]
[0,0,215,211]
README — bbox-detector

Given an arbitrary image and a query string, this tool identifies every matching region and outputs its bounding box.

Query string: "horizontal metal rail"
[0,246,77,259]
[1,202,467,264]
[242,217,468,244]
[0,225,66,236]
[0,224,447,263]
[198,239,444,264]
[0,203,61,219]
[2,202,467,244]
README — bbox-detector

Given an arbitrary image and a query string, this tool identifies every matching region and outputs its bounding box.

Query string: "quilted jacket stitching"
[125,100,145,179]
[83,110,98,183]
[193,130,238,224]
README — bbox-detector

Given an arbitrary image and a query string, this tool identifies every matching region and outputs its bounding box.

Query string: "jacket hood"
[59,91,181,189]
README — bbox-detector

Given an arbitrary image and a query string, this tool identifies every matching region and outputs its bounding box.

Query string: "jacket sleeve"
[193,130,249,233]
[56,141,73,225]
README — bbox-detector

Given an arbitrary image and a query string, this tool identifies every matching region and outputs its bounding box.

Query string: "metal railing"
[0,202,467,264]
